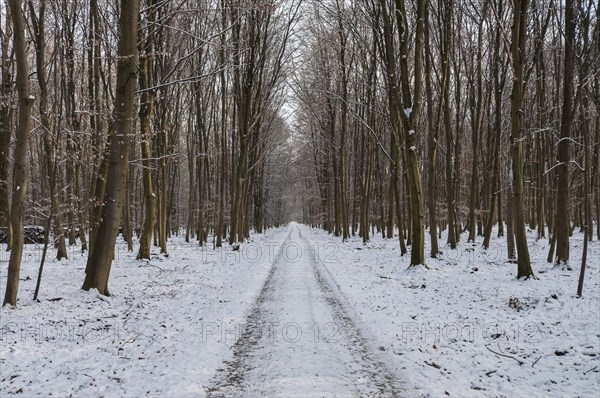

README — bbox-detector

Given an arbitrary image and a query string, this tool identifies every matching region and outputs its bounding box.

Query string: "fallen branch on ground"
[485,345,525,365]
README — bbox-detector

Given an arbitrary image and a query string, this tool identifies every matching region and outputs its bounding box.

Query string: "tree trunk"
[83,0,140,295]
[468,4,487,243]
[137,9,156,259]
[215,3,227,247]
[156,114,168,254]
[424,2,439,257]
[441,0,457,250]
[87,0,107,256]
[484,3,505,249]
[391,0,426,266]
[3,0,34,307]
[0,2,13,251]
[29,0,68,260]
[533,20,547,241]
[554,0,575,267]
[506,163,516,260]
[510,0,534,278]
[335,2,350,240]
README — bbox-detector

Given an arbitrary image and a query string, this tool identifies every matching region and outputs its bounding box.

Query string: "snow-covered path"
[207,224,403,397]
[2,223,597,397]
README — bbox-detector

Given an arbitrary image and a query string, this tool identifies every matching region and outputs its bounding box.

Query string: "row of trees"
[0,0,598,305]
[294,0,598,279]
[1,0,300,305]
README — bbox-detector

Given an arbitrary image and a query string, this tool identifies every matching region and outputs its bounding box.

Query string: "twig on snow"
[424,360,442,369]
[485,345,525,365]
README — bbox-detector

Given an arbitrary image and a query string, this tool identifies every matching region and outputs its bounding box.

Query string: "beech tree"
[137,0,158,260]
[82,0,140,295]
[509,0,534,279]
[29,0,68,261]
[554,0,576,268]
[0,2,12,249]
[3,0,33,306]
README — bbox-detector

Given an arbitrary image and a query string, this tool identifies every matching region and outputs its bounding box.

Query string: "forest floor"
[0,223,599,397]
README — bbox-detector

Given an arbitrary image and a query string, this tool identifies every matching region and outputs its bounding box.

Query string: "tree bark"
[510,0,534,278]
[390,0,426,265]
[483,0,506,249]
[215,2,228,247]
[0,2,12,251]
[335,0,350,240]
[83,0,140,295]
[554,0,576,267]
[424,0,439,257]
[137,1,156,260]
[3,0,34,307]
[467,2,488,243]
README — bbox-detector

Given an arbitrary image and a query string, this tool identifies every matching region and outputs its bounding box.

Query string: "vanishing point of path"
[206,224,404,397]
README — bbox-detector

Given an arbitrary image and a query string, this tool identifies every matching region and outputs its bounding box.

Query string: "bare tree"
[137,0,157,260]
[0,2,12,249]
[82,0,140,296]
[510,0,534,279]
[29,0,68,261]
[3,0,34,306]
[554,0,577,268]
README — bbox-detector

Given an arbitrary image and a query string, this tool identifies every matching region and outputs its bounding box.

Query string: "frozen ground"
[0,223,599,397]
[306,225,600,397]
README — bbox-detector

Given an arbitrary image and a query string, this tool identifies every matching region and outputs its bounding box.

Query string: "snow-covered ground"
[1,223,599,397]
[306,225,600,397]
[0,227,290,396]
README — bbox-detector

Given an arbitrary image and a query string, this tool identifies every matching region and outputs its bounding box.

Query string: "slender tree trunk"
[577,98,591,296]
[394,144,407,254]
[29,0,68,260]
[3,0,34,307]
[424,0,439,257]
[76,164,87,251]
[439,0,457,250]
[506,163,516,260]
[386,175,394,239]
[468,4,487,243]
[390,0,426,265]
[0,2,13,251]
[484,4,505,248]
[335,2,350,240]
[83,0,140,295]
[362,138,374,243]
[216,3,227,247]
[595,116,599,241]
[157,116,168,254]
[361,47,377,243]
[62,3,80,248]
[123,141,134,252]
[483,93,503,249]
[137,4,156,259]
[554,0,576,267]
[185,111,195,242]
[535,55,547,240]
[196,84,207,245]
[510,0,534,278]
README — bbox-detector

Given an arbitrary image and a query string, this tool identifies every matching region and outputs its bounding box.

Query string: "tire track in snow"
[206,228,293,397]
[206,225,404,397]
[299,227,404,397]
